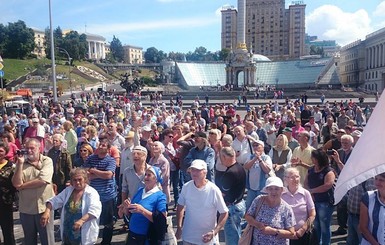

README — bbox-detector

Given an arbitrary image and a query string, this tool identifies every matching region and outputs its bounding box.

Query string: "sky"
[1,0,385,53]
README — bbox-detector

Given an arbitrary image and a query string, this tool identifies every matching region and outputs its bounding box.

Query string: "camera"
[16,149,28,156]
[326,150,334,156]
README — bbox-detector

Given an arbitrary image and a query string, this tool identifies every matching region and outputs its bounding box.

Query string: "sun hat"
[261,176,284,193]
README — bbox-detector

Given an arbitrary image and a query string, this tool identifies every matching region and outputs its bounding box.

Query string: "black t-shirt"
[218,162,246,204]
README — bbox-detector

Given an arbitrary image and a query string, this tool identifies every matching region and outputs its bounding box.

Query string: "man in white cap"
[176,159,228,245]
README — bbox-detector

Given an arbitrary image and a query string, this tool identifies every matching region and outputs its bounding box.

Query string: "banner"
[334,93,385,203]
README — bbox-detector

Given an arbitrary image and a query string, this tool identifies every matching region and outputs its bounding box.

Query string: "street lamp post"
[57,47,72,95]
[49,0,58,102]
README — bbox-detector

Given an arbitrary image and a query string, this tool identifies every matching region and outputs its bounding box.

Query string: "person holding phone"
[119,166,167,245]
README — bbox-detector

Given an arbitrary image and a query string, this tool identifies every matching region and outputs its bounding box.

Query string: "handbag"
[238,196,265,245]
[305,219,319,245]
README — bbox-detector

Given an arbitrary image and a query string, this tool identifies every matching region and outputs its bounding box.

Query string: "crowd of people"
[0,92,381,245]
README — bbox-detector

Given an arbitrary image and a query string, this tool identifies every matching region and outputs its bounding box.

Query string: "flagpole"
[49,0,58,103]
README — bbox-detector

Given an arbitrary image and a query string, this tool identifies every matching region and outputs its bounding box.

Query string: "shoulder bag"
[238,196,265,245]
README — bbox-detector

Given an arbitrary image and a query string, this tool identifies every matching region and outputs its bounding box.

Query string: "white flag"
[334,93,385,204]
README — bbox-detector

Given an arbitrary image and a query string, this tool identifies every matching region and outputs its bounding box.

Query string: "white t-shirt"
[232,137,252,165]
[178,180,228,245]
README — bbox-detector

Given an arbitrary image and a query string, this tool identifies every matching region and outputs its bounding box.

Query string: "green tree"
[0,24,8,55]
[3,20,35,59]
[109,35,124,62]
[218,48,231,61]
[144,47,159,63]
[45,26,64,59]
[60,31,88,62]
[144,47,166,63]
[168,51,185,61]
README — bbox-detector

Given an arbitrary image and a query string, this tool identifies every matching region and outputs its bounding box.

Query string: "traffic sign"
[0,62,3,70]
[0,70,4,78]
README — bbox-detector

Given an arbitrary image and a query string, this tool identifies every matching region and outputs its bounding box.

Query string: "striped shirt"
[84,154,116,202]
[362,190,385,245]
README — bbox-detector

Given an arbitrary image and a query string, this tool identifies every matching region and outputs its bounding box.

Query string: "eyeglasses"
[107,125,114,128]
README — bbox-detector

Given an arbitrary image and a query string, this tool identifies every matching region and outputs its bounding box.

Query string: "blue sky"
[1,0,385,53]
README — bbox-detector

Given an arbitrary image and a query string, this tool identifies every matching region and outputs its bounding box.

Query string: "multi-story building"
[364,28,385,92]
[339,40,365,89]
[123,45,143,64]
[340,27,385,92]
[222,0,306,60]
[221,6,237,50]
[32,29,46,58]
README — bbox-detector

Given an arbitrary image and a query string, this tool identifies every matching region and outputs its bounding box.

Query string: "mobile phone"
[17,149,28,156]
[326,150,334,156]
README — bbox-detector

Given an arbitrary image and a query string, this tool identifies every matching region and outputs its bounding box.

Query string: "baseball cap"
[282,127,292,133]
[142,126,152,132]
[133,145,148,155]
[252,140,265,147]
[194,131,207,139]
[188,159,207,171]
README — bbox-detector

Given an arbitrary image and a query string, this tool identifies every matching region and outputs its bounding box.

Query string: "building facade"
[339,40,365,89]
[364,28,385,92]
[32,29,46,58]
[123,45,143,64]
[340,27,385,92]
[85,33,106,60]
[222,0,306,60]
[221,6,238,50]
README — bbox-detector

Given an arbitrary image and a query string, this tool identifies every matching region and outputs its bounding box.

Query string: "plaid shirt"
[347,178,375,215]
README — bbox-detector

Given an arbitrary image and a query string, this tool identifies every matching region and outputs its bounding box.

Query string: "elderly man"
[12,138,55,245]
[184,131,215,182]
[83,138,116,245]
[176,159,229,244]
[244,120,259,140]
[107,122,125,152]
[321,116,338,144]
[120,145,148,203]
[291,131,315,186]
[24,117,45,153]
[232,126,253,166]
[47,134,72,194]
[218,147,246,245]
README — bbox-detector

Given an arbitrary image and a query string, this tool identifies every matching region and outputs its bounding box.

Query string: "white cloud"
[373,1,385,16]
[84,16,219,35]
[306,5,372,46]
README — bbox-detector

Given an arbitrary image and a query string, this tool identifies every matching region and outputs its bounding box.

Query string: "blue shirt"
[129,187,167,235]
[83,154,116,202]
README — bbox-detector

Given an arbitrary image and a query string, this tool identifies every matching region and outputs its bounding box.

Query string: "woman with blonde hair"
[63,120,78,162]
[269,134,292,179]
[148,141,170,203]
[85,125,99,149]
[282,168,316,245]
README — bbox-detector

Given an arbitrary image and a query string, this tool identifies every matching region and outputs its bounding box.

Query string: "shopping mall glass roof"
[176,58,333,87]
